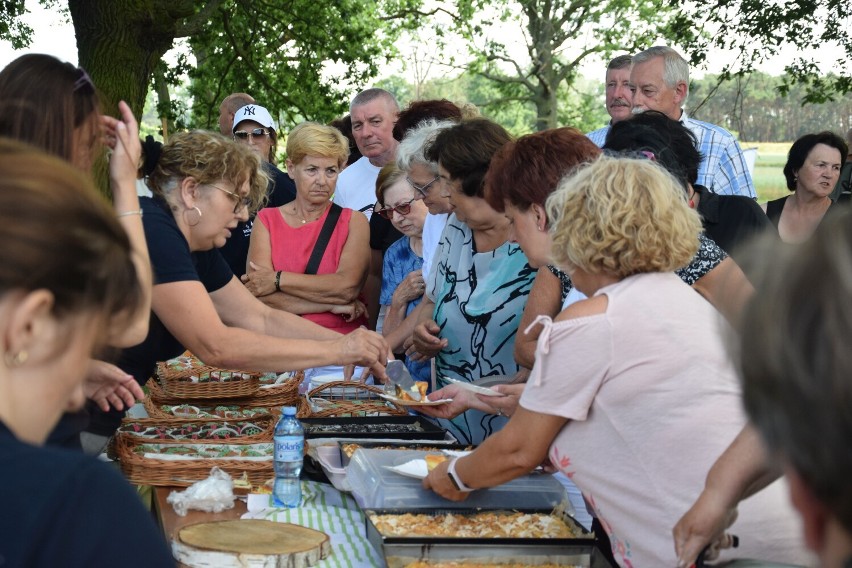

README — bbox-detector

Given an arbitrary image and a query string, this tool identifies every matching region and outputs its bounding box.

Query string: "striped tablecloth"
[243,481,383,568]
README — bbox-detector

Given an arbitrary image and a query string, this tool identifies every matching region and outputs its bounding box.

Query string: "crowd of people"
[1,44,851,568]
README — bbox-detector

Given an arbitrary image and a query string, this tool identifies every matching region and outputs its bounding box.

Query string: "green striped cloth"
[243,481,383,567]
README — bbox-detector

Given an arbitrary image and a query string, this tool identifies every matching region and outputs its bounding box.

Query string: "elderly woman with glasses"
[244,121,370,334]
[220,103,296,278]
[82,129,390,444]
[375,163,431,383]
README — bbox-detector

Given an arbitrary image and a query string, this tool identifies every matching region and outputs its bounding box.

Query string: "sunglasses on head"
[233,128,268,141]
[376,197,418,220]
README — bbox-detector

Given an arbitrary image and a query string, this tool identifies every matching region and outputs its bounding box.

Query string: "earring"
[4,350,28,367]
[183,206,202,227]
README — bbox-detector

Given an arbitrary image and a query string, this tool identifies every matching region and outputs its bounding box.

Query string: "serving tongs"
[384,360,421,401]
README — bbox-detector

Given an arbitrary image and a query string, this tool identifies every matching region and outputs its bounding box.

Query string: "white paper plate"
[441,376,506,397]
[378,393,453,407]
[383,459,429,480]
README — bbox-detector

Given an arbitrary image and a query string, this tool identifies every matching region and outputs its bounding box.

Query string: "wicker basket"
[142,395,274,422]
[156,361,261,399]
[116,417,274,443]
[240,371,304,407]
[115,435,273,487]
[306,381,407,417]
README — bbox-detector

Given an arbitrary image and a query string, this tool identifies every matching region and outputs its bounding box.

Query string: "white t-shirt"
[521,272,808,568]
[420,212,449,282]
[333,156,381,220]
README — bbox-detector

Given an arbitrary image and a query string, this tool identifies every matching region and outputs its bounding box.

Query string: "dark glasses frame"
[405,175,439,197]
[377,197,418,220]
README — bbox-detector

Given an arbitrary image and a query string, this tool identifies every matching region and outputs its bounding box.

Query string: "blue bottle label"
[275,436,303,462]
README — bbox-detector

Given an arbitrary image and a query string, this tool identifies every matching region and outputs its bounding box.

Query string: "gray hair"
[395,118,456,173]
[632,46,690,99]
[350,88,399,114]
[738,210,852,533]
[607,54,633,71]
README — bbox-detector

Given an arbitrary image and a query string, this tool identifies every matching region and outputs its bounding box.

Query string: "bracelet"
[447,457,475,492]
[116,209,143,218]
[274,271,282,293]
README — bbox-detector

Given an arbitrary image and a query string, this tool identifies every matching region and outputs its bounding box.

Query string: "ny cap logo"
[243,106,257,116]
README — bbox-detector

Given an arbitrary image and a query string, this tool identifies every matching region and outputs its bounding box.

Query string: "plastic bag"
[166,466,236,516]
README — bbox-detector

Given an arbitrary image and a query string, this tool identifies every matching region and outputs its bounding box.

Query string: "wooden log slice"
[172,519,331,568]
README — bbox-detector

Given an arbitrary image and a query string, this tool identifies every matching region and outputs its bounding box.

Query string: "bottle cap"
[281,406,297,416]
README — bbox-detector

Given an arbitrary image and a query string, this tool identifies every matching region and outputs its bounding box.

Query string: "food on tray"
[395,380,428,401]
[159,404,270,420]
[304,422,427,435]
[118,421,267,440]
[368,511,583,539]
[132,442,273,461]
[424,454,448,472]
[340,443,473,458]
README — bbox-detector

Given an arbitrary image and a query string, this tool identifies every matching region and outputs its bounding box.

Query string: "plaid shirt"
[682,111,756,198]
[585,111,756,198]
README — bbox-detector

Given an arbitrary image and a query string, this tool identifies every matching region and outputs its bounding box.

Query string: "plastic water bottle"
[273,406,304,507]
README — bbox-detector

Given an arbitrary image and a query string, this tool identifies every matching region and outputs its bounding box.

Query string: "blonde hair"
[285,121,349,168]
[147,130,269,214]
[547,156,702,278]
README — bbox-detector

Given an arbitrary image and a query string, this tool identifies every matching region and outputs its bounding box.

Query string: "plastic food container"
[347,448,570,510]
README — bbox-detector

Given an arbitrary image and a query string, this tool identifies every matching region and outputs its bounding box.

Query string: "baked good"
[395,381,429,401]
[424,454,448,472]
[368,511,582,539]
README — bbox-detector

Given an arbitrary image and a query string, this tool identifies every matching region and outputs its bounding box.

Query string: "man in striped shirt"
[629,46,756,198]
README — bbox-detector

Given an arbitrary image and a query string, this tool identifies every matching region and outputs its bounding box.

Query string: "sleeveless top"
[257,204,367,333]
[765,195,788,229]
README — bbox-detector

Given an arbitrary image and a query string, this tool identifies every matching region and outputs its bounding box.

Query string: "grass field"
[742,142,791,204]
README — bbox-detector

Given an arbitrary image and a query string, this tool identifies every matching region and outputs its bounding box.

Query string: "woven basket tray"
[116,417,274,444]
[142,395,274,422]
[307,381,407,417]
[240,371,304,407]
[115,435,273,487]
[157,361,261,399]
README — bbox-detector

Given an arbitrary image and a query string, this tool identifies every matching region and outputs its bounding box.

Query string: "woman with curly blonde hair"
[424,156,807,568]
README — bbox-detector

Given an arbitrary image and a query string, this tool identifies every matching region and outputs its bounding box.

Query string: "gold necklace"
[291,204,324,224]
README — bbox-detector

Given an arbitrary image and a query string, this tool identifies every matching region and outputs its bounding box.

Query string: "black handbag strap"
[305,203,342,275]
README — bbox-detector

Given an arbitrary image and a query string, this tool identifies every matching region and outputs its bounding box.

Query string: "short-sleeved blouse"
[520,272,807,567]
[427,214,537,444]
[380,236,429,383]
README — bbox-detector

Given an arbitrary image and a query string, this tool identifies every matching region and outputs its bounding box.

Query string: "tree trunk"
[67,0,193,197]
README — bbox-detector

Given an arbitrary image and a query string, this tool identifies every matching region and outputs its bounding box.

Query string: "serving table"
[154,479,382,568]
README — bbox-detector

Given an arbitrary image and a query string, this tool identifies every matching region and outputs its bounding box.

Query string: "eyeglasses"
[405,175,439,197]
[209,183,251,214]
[233,128,269,141]
[377,197,418,220]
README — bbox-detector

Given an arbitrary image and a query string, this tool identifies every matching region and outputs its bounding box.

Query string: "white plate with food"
[441,376,506,397]
[378,393,453,407]
[382,454,449,479]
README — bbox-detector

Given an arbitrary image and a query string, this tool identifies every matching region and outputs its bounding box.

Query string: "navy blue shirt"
[0,421,174,567]
[87,196,234,436]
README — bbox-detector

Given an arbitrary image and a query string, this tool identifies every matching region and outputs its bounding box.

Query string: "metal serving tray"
[364,507,612,568]
[301,416,446,440]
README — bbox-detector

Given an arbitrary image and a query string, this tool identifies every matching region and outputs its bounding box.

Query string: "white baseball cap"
[232,104,275,133]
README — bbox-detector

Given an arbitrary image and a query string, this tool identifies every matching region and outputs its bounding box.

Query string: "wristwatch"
[447,457,475,492]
